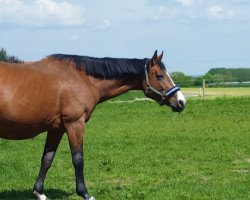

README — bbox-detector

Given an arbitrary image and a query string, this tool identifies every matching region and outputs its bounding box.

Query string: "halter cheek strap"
[144,63,180,103]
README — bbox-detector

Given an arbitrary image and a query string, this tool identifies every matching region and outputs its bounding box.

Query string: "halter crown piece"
[144,62,180,105]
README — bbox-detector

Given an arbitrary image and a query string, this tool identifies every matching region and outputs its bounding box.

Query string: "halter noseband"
[144,62,180,105]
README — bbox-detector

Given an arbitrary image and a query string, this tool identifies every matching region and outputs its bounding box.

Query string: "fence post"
[202,79,205,100]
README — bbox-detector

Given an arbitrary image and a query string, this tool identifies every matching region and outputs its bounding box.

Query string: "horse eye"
[156,74,164,80]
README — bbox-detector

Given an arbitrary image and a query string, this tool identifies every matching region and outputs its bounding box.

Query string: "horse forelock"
[145,59,166,71]
[48,54,149,79]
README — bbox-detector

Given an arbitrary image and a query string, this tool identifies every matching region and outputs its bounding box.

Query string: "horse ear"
[157,51,163,61]
[150,50,158,66]
[152,50,158,60]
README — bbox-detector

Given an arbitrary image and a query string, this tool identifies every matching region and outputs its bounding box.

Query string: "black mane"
[49,54,165,79]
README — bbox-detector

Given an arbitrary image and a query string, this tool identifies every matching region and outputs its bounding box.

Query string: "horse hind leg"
[33,129,64,200]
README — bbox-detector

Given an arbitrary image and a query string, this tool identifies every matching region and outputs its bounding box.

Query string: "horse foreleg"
[33,130,64,200]
[65,118,95,200]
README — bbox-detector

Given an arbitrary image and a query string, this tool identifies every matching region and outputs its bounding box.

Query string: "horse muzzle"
[171,99,186,112]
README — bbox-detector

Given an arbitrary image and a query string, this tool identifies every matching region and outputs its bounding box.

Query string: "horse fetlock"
[76,189,87,196]
[85,195,96,200]
[33,191,49,200]
[76,189,91,200]
[33,181,44,194]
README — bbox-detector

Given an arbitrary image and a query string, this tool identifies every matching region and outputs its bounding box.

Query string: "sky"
[0,0,250,75]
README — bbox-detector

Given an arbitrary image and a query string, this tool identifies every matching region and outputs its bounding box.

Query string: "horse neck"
[89,76,144,103]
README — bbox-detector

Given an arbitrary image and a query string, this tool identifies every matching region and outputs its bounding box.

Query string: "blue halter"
[165,86,180,98]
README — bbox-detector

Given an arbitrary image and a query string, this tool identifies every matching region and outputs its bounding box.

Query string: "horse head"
[143,50,186,112]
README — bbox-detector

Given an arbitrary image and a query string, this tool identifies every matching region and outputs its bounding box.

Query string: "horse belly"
[0,110,64,140]
[0,101,64,140]
[0,121,44,140]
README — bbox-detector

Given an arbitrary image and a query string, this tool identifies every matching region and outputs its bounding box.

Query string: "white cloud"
[176,0,194,7]
[152,5,166,21]
[175,0,204,7]
[176,0,201,7]
[157,5,166,15]
[150,1,236,22]
[0,0,85,26]
[207,5,233,20]
[98,19,111,29]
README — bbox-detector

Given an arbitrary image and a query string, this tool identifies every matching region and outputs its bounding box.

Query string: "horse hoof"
[89,197,96,200]
[33,191,49,200]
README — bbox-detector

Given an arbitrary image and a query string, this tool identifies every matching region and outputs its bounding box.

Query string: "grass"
[182,87,250,98]
[0,90,250,200]
[106,87,250,101]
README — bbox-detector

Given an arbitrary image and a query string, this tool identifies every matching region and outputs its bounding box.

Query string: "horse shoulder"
[58,72,100,124]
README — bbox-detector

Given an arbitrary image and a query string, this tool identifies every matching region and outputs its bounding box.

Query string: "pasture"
[0,90,250,200]
[182,87,250,98]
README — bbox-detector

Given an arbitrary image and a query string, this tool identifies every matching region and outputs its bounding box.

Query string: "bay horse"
[0,50,186,200]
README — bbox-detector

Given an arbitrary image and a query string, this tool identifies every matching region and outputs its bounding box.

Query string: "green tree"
[206,68,250,82]
[203,73,214,84]
[171,72,193,87]
[213,74,231,82]
[0,48,8,61]
[193,76,203,87]
[0,48,23,63]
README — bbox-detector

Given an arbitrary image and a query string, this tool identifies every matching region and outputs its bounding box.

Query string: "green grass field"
[0,89,250,200]
[182,87,250,98]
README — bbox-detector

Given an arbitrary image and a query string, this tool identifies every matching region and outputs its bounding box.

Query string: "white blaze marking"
[166,71,186,104]
[165,71,176,86]
[177,91,186,104]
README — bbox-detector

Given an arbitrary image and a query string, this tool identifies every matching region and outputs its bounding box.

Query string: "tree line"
[171,68,250,87]
[206,68,250,82]
[0,48,23,63]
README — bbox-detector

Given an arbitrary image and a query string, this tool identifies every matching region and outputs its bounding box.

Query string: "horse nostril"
[178,100,185,109]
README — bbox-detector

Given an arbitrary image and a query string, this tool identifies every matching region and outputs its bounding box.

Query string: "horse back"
[0,60,58,119]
